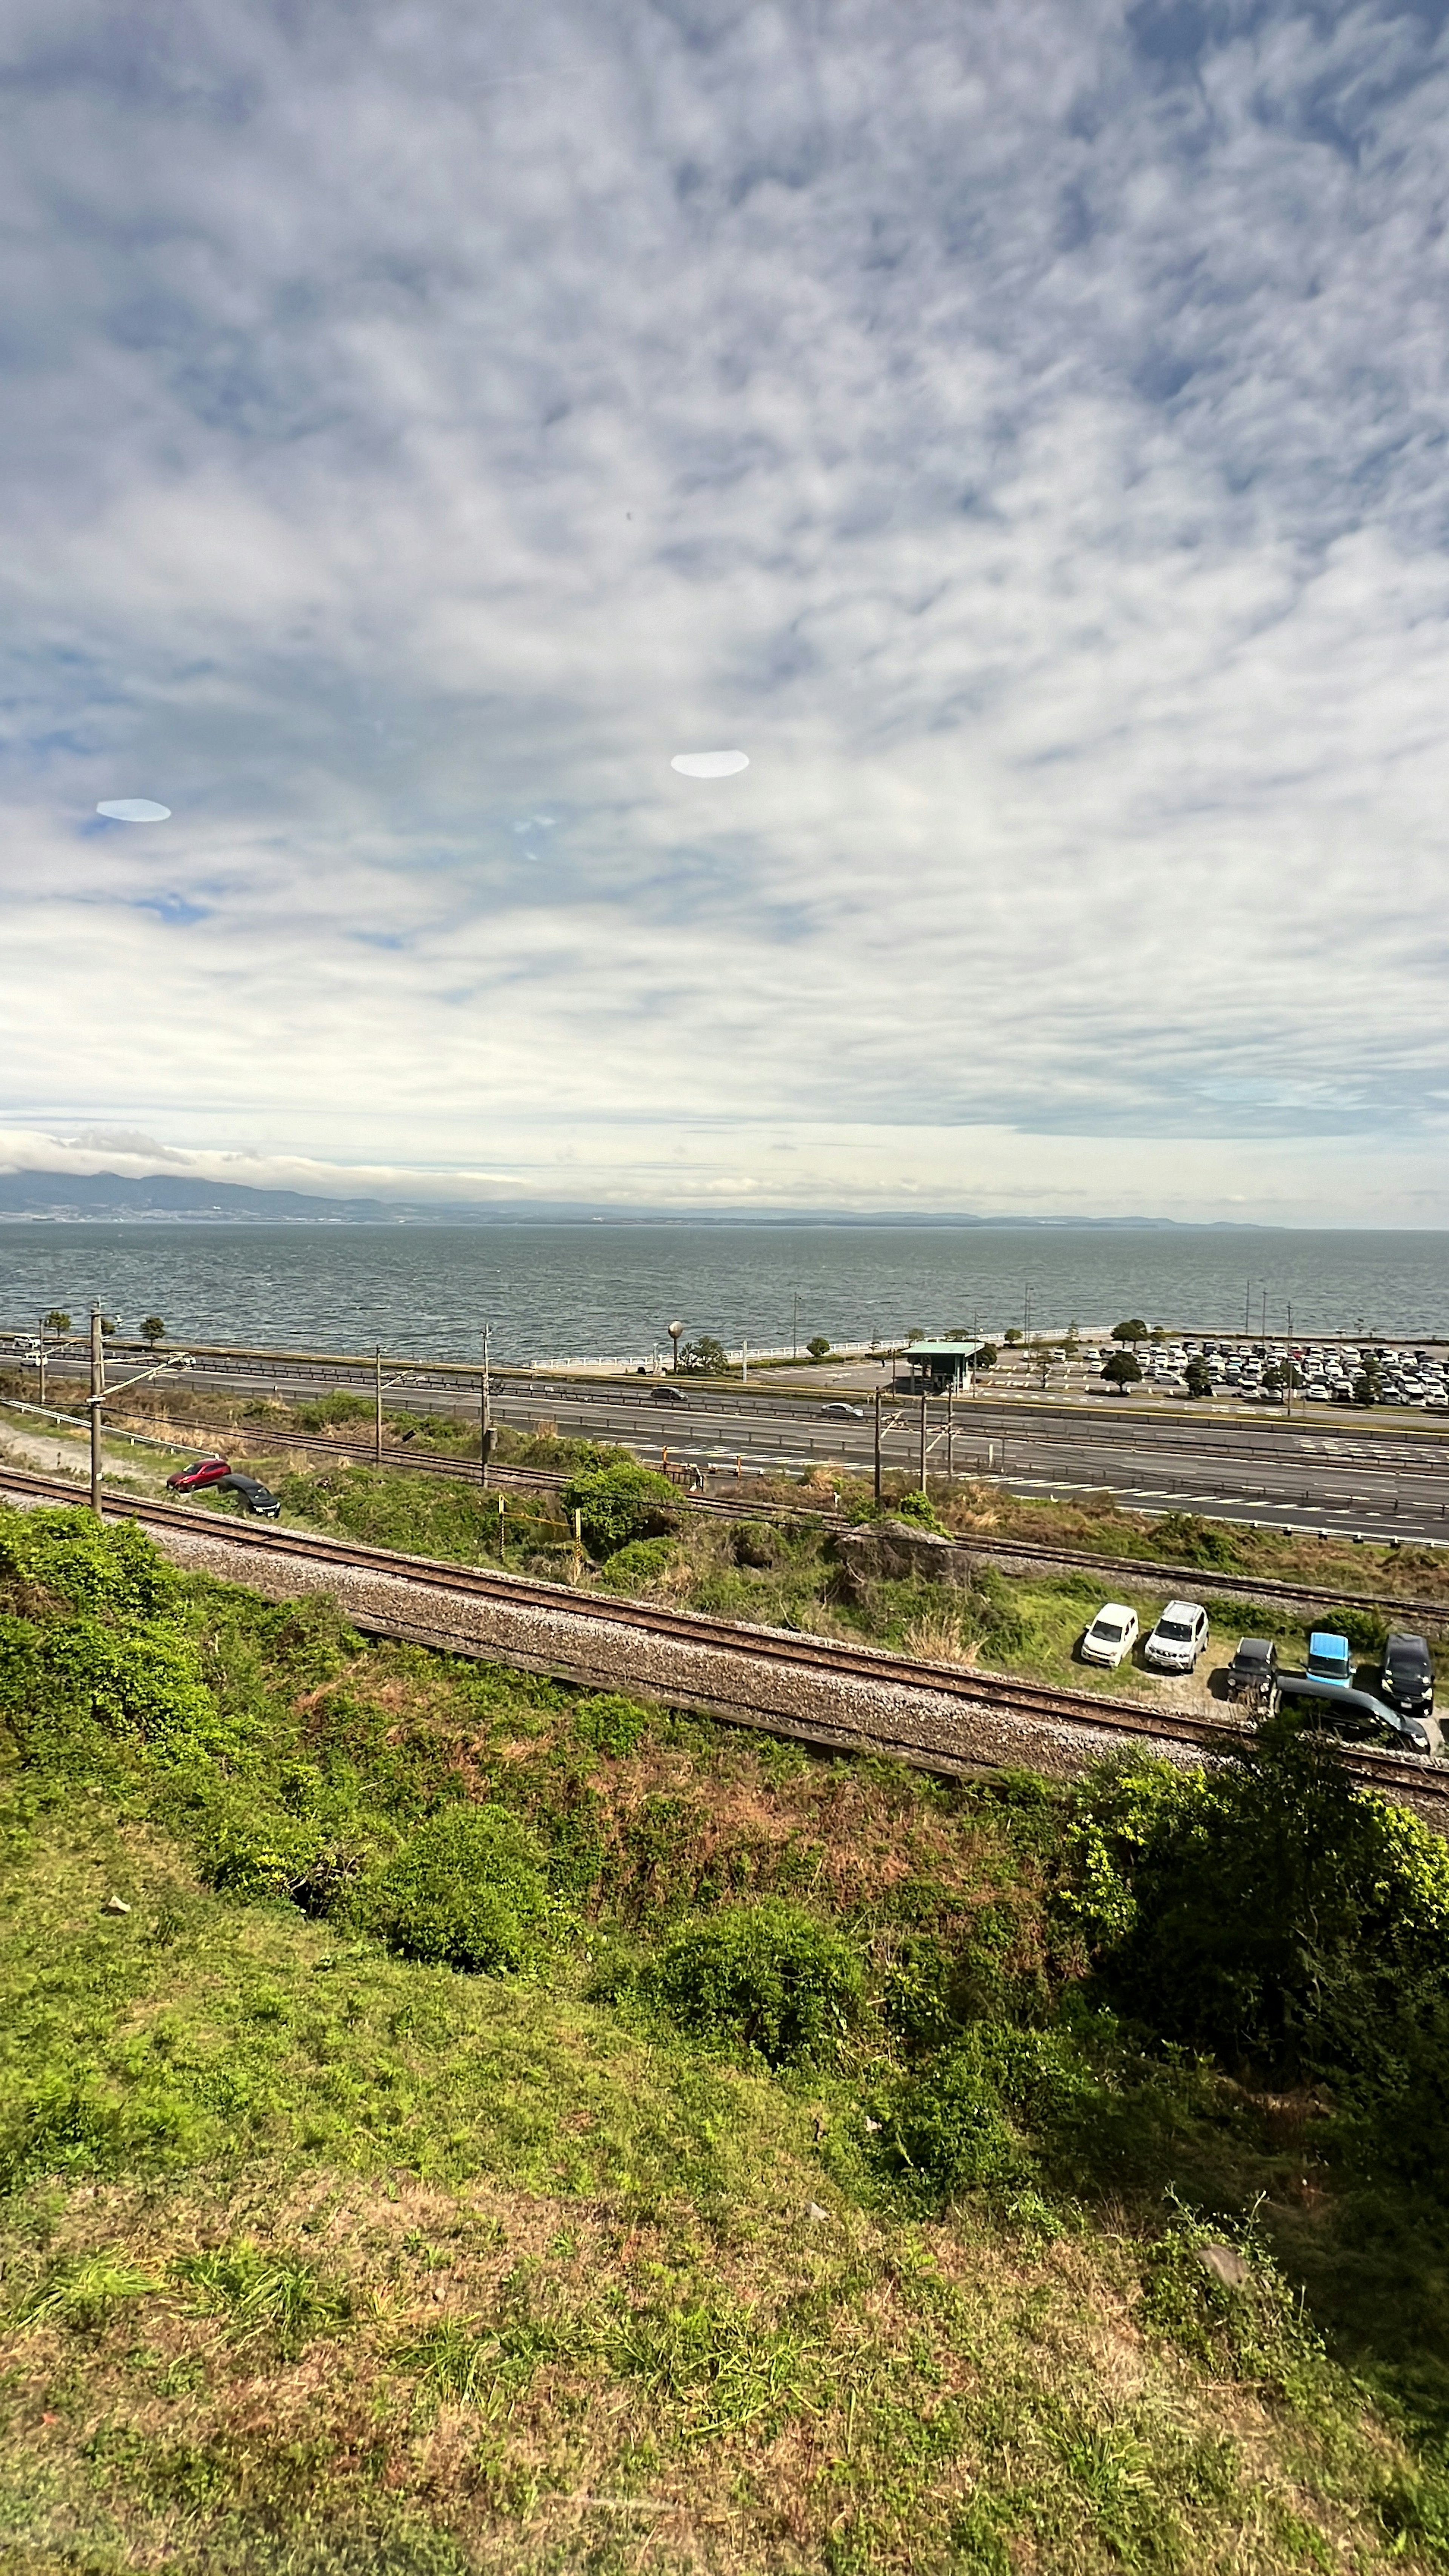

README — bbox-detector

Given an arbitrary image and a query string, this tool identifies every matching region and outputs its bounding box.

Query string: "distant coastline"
[0,1169,1266,1229]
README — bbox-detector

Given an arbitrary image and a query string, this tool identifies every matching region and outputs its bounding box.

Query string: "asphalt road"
[8,1338,1448,1548]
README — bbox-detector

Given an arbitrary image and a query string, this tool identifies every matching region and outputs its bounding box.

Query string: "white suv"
[1144,1601,1210,1672]
[1082,1604,1140,1669]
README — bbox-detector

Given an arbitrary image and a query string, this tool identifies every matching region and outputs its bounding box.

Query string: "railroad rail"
[2,1461,1445,1825]
[100,1415,1449,1632]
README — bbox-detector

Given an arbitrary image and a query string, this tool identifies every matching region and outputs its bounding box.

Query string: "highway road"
[7,1336,1449,1547]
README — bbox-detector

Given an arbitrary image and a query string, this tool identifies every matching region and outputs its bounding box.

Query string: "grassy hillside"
[5,1503,1449,2572]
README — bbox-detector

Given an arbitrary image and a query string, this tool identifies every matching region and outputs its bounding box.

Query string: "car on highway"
[1306,1632,1353,1688]
[1081,1604,1139,1669]
[1226,1636,1279,1702]
[819,1401,865,1418]
[1276,1673,1442,1759]
[1380,1632,1435,1721]
[649,1384,689,1406]
[213,1472,281,1519]
[166,1456,231,1492]
[1143,1600,1209,1671]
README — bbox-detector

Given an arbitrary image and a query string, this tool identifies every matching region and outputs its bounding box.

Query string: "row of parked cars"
[1106,1339,1449,1408]
[1082,1597,1441,1756]
[166,1455,280,1516]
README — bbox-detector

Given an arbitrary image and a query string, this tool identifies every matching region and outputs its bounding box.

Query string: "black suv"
[214,1472,281,1519]
[1381,1631,1435,1720]
[1226,1636,1278,1702]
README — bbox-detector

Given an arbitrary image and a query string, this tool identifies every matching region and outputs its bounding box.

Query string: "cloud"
[0,0,1447,1216]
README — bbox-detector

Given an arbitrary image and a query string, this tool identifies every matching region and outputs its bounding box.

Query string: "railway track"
[3,1460,1446,1821]
[114,1417,1449,1632]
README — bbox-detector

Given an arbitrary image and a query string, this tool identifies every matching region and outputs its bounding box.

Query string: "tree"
[1030,1337,1056,1390]
[1262,1360,1303,1395]
[42,1309,72,1335]
[98,1316,119,1338]
[1354,1355,1382,1408]
[1111,1319,1148,1348]
[1003,1327,1023,1347]
[972,1342,998,1372]
[1183,1357,1214,1399]
[806,1336,831,1362]
[140,1315,166,1347]
[1102,1351,1143,1396]
[678,1335,729,1375]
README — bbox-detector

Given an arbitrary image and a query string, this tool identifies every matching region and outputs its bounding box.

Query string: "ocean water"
[0,1223,1446,1363]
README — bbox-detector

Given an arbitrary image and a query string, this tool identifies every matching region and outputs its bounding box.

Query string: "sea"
[0,1223,1446,1364]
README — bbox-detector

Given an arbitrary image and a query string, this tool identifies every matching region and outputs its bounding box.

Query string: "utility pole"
[1285,1301,1293,1417]
[918,1392,928,1493]
[741,1338,748,1386]
[37,1316,46,1411]
[792,1290,798,1360]
[480,1324,492,1490]
[89,1304,103,1517]
[873,1387,882,1506]
[374,1344,383,1467]
[946,1385,954,1483]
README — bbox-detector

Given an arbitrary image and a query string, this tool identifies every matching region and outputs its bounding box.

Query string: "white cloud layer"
[2,0,1448,1217]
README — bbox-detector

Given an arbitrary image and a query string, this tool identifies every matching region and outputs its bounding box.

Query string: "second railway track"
[106,1415,1449,1633]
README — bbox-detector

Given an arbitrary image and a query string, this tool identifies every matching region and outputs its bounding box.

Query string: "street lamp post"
[668,1320,683,1375]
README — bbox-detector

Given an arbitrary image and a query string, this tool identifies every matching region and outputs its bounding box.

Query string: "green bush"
[1072,1734,1449,2081]
[368,1805,554,1974]
[296,1392,374,1430]
[889,1489,943,1532]
[561,1462,679,1558]
[886,2040,1022,2195]
[640,1899,863,2066]
[599,1537,677,1593]
[0,1611,220,1769]
[571,1693,651,1758]
[1154,1513,1242,1570]
[0,1504,177,1622]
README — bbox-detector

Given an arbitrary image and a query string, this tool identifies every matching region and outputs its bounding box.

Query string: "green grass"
[5,1500,1449,2571]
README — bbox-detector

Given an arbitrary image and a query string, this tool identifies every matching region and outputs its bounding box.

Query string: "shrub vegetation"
[3,1500,1449,2571]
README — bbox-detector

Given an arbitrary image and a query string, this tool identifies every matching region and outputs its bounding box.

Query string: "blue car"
[1306,1632,1352,1688]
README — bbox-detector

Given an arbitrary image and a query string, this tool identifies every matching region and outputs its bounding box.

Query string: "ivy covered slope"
[6,1505,1449,2574]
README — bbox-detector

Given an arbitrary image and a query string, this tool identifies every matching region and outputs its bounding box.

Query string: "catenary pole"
[480,1324,492,1490]
[873,1388,882,1506]
[374,1345,383,1466]
[89,1304,103,1517]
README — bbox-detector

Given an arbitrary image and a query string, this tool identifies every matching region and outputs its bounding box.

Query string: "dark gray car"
[1276,1671,1441,1758]
[1226,1636,1278,1702]
[1381,1632,1435,1721]
[214,1472,281,1519]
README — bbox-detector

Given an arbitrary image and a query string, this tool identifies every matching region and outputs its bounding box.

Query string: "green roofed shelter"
[901,1341,986,1392]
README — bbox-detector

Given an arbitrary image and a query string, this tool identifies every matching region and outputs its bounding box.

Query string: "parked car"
[649,1384,689,1406]
[1276,1673,1441,1759]
[1381,1632,1435,1720]
[213,1472,281,1519]
[1144,1600,1210,1671]
[1306,1632,1353,1687]
[819,1401,865,1418]
[1082,1604,1140,1669]
[1226,1636,1279,1702]
[166,1456,231,1492]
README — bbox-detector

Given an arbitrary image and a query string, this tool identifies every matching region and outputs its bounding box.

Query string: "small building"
[899,1340,984,1393]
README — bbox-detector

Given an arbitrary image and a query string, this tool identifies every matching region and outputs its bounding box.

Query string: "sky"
[2,0,1448,1223]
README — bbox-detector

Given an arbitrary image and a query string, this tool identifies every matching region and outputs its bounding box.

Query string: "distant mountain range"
[0,1168,1255,1227]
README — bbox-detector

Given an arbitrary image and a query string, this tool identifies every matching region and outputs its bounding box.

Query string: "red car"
[166,1456,231,1492]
